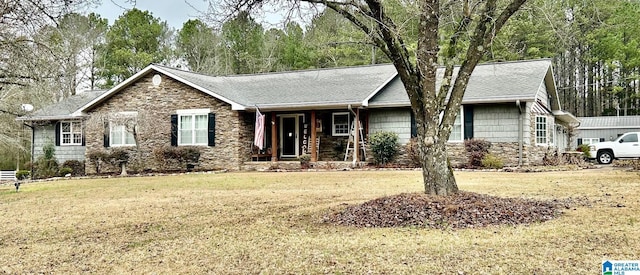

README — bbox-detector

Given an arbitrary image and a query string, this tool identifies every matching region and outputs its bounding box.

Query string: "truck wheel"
[597,150,613,164]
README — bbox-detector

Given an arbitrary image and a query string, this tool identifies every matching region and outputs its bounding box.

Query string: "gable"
[75,65,244,115]
[368,59,555,107]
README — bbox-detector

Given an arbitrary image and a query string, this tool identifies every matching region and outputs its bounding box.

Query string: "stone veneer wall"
[392,140,552,167]
[84,72,250,174]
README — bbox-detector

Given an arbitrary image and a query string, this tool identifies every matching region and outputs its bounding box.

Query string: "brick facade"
[84,72,251,174]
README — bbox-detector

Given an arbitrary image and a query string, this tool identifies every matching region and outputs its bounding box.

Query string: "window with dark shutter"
[171,114,178,146]
[103,120,110,148]
[410,111,417,138]
[463,106,474,140]
[208,113,216,146]
[54,121,61,146]
[577,138,582,145]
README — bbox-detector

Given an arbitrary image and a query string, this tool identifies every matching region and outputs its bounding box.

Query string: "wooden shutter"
[54,121,61,146]
[208,113,216,146]
[170,114,178,146]
[463,105,474,140]
[577,138,582,145]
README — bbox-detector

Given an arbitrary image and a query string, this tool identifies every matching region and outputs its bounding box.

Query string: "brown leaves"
[323,192,564,229]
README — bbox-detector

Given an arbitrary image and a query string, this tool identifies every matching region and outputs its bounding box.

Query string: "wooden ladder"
[344,119,367,162]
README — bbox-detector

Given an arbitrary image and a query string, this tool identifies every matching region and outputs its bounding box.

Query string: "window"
[332,112,350,136]
[110,112,137,147]
[535,116,547,144]
[620,133,638,143]
[60,121,82,145]
[175,109,211,145]
[179,114,208,145]
[581,138,601,145]
[448,109,463,142]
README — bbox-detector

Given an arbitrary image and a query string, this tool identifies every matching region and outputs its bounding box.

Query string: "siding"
[473,104,520,143]
[575,128,640,146]
[535,82,550,108]
[368,108,412,144]
[33,122,86,163]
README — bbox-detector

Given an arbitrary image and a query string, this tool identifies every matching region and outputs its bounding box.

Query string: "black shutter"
[170,114,178,146]
[208,113,216,146]
[600,138,606,142]
[463,105,474,140]
[577,138,582,145]
[54,121,61,146]
[324,113,331,135]
[103,121,110,148]
[410,111,417,138]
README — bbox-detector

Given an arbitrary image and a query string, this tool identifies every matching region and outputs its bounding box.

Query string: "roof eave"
[553,110,580,124]
[250,102,365,112]
[362,73,398,107]
[16,114,84,122]
[74,64,247,114]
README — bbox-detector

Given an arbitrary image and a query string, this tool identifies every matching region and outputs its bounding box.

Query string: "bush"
[59,167,73,176]
[153,146,201,172]
[62,160,85,176]
[369,131,399,165]
[464,139,492,168]
[33,143,59,179]
[87,150,108,174]
[405,138,421,168]
[107,149,130,167]
[481,154,504,169]
[16,170,30,180]
[299,154,311,169]
[577,144,590,158]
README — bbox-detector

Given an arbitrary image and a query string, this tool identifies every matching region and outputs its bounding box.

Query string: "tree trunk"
[419,138,458,195]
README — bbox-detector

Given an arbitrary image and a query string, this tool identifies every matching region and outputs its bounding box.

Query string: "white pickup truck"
[588,132,640,164]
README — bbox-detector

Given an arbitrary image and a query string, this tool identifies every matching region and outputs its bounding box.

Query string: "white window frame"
[60,121,82,145]
[110,111,137,147]
[177,109,210,146]
[447,107,464,142]
[332,112,350,137]
[535,116,547,145]
[582,138,600,145]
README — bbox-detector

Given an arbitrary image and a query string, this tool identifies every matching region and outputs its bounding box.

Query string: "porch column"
[353,108,360,164]
[271,112,278,161]
[311,111,317,162]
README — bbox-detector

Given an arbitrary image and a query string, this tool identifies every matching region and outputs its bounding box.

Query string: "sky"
[88,0,295,30]
[89,0,211,29]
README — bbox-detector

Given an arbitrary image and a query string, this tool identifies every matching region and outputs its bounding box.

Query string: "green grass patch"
[0,170,638,273]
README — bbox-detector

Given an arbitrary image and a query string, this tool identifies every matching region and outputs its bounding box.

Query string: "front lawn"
[1,169,637,273]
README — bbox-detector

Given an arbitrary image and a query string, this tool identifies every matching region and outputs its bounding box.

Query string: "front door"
[280,116,298,157]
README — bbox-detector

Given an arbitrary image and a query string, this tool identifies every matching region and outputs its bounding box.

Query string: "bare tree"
[208,0,527,195]
[0,0,96,168]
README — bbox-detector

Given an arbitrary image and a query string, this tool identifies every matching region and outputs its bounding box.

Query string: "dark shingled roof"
[155,64,397,110]
[369,59,553,107]
[75,59,555,114]
[18,90,106,121]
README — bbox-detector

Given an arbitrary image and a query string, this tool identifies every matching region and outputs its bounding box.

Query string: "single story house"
[17,90,106,163]
[575,116,640,146]
[18,59,578,173]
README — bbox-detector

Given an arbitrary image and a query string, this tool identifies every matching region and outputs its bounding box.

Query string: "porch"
[248,108,367,164]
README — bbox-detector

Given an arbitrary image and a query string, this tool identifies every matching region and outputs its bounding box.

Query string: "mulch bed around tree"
[323,192,586,229]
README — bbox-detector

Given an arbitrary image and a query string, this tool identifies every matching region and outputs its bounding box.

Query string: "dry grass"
[1,169,638,274]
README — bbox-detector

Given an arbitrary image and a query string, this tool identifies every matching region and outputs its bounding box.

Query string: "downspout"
[22,122,35,180]
[516,100,523,167]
